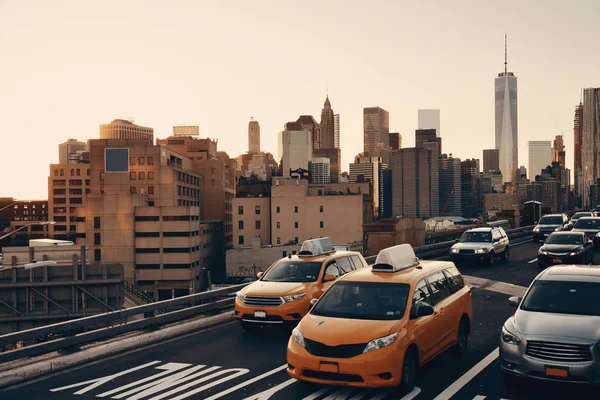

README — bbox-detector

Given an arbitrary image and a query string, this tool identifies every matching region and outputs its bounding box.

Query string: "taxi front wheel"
[400,348,419,393]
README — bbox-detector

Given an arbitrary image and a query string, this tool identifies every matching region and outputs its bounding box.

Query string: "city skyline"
[2,1,599,199]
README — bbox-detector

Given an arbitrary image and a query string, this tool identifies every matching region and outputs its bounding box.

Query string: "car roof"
[548,231,585,236]
[538,265,600,283]
[541,214,565,217]
[282,250,361,264]
[466,227,495,232]
[337,260,456,285]
[576,216,600,220]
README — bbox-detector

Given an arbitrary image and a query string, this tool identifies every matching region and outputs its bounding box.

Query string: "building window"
[130,187,136,194]
[148,186,154,194]
[238,205,243,215]
[294,206,298,213]
[139,157,145,165]
[277,237,281,244]
[70,169,75,176]
[320,221,324,228]
[94,216,101,229]
[295,237,298,243]
[94,249,101,261]
[255,205,260,215]
[60,169,64,176]
[100,172,105,181]
[130,172,136,180]
[87,169,90,176]
[277,222,280,228]
[148,157,154,165]
[238,221,244,230]
[276,206,280,213]
[130,157,136,165]
[318,189,323,196]
[283,251,287,257]
[139,172,145,180]
[320,205,324,213]
[148,172,154,180]
[94,232,101,245]
[211,167,215,174]
[54,169,58,177]
[239,236,244,245]
[76,169,81,176]
[211,179,215,186]
[255,221,261,229]
[295,222,299,229]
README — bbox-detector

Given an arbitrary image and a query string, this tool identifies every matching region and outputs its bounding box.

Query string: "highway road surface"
[4,241,600,400]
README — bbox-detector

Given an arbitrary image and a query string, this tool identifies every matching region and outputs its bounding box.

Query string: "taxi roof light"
[372,244,420,273]
[297,237,335,257]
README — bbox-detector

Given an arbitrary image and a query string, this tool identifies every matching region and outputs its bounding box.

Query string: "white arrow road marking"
[399,387,422,400]
[242,378,296,400]
[202,364,287,400]
[150,367,250,400]
[303,387,334,400]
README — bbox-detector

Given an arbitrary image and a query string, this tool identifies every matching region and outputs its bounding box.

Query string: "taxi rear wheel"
[400,348,418,393]
[453,317,470,356]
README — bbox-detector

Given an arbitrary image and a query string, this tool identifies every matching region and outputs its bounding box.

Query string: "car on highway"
[234,237,368,331]
[571,217,600,248]
[449,226,509,266]
[287,243,472,392]
[533,214,571,243]
[537,232,592,269]
[500,265,600,387]
[570,211,593,225]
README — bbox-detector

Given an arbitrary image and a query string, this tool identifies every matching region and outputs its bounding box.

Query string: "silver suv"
[449,227,510,266]
[500,265,600,386]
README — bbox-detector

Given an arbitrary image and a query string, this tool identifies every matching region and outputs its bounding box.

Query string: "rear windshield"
[460,231,491,243]
[261,260,322,282]
[312,281,410,321]
[521,280,600,316]
[546,234,583,245]
[539,216,563,225]
[574,219,600,230]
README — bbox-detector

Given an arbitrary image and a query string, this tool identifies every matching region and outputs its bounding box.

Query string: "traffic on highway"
[4,223,600,400]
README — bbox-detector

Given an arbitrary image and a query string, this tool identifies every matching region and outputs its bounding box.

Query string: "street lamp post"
[0,221,56,242]
[0,201,19,213]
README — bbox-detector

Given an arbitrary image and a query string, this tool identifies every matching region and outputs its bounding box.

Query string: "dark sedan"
[537,232,593,269]
[532,214,570,242]
[571,217,600,247]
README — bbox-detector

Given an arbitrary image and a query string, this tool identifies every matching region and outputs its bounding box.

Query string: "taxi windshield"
[311,281,410,321]
[261,260,322,282]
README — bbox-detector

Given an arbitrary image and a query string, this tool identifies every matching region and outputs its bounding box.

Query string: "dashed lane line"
[528,258,537,264]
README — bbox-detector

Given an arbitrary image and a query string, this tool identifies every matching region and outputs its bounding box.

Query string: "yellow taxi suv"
[286,243,472,392]
[234,237,368,331]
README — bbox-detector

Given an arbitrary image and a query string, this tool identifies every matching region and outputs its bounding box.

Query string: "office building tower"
[418,109,441,137]
[349,157,387,219]
[416,129,442,154]
[574,103,584,203]
[58,139,87,164]
[391,148,439,218]
[278,130,312,177]
[310,158,331,184]
[248,118,260,153]
[461,159,481,218]
[363,107,389,155]
[582,88,600,208]
[518,165,527,178]
[483,149,500,173]
[99,119,154,142]
[553,135,565,166]
[334,114,340,149]
[314,148,340,183]
[528,141,552,181]
[389,132,402,150]
[285,115,321,152]
[495,36,518,184]
[320,96,335,149]
[439,154,462,216]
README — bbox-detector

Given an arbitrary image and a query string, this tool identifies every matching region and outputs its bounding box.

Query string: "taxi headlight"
[292,327,305,348]
[363,332,398,354]
[236,291,246,301]
[476,248,488,254]
[282,293,306,303]
[451,248,459,254]
[501,326,521,345]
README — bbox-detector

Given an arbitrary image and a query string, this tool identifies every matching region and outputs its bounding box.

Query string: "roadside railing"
[0,283,248,363]
[123,281,155,305]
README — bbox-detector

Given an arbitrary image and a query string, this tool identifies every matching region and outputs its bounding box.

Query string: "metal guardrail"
[123,281,155,305]
[0,283,248,363]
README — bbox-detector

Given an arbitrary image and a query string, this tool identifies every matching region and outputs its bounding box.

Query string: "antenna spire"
[504,34,507,74]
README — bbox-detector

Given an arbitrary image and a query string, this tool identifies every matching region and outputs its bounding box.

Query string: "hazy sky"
[1,0,599,199]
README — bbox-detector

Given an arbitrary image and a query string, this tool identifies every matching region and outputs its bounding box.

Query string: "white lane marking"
[473,396,486,400]
[432,347,499,400]
[303,387,334,400]
[242,378,296,399]
[97,362,191,397]
[154,367,250,400]
[400,387,422,400]
[369,390,391,400]
[463,276,527,297]
[203,364,287,400]
[528,258,537,264]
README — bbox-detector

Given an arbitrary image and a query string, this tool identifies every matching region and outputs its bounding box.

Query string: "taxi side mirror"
[310,298,319,307]
[508,296,522,307]
[256,272,263,279]
[323,273,336,282]
[410,302,434,319]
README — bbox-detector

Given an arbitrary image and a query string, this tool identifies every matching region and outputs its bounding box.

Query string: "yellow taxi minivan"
[234,237,368,331]
[287,243,472,392]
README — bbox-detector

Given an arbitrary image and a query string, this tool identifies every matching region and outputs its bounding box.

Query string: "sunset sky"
[1,0,599,199]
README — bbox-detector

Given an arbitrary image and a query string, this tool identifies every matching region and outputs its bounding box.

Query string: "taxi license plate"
[320,362,339,373]
[553,259,562,263]
[546,367,568,378]
[254,311,266,318]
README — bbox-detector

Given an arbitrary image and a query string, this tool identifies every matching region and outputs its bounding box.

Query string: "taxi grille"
[526,341,592,363]
[304,338,367,359]
[302,370,364,382]
[243,296,284,307]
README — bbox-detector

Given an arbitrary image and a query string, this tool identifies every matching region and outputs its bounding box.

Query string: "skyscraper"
[495,36,518,184]
[320,96,335,149]
[285,116,321,152]
[574,103,583,203]
[278,130,312,177]
[363,107,389,155]
[349,156,387,219]
[553,135,565,166]
[439,154,462,216]
[582,88,600,208]
[389,133,402,150]
[483,149,500,173]
[416,129,442,154]
[248,118,260,153]
[310,157,331,184]
[528,141,552,181]
[418,109,441,137]
[461,159,481,218]
[333,114,340,149]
